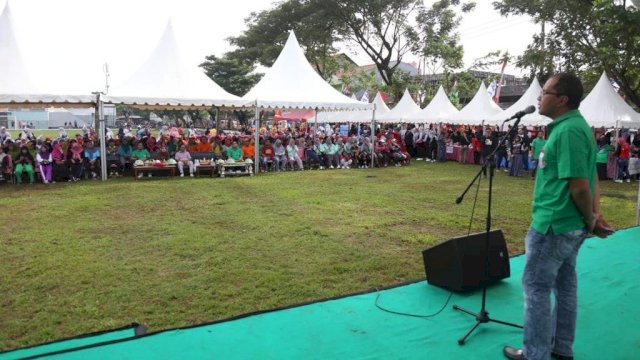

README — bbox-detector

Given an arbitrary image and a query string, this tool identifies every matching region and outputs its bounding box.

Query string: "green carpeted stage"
[2,227,638,359]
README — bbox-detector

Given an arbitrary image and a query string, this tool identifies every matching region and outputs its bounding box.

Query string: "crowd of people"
[0,121,637,184]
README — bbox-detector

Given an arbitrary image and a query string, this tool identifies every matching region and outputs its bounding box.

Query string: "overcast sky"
[3,0,538,94]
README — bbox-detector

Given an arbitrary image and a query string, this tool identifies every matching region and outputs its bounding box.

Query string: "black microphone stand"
[452,115,525,345]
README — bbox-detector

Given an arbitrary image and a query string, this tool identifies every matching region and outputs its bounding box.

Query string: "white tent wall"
[579,72,640,128]
[448,82,503,125]
[105,21,247,108]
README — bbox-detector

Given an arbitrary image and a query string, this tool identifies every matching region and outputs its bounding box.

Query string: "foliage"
[493,0,640,108]
[199,54,263,97]
[1,162,636,351]
[320,0,422,85]
[416,0,475,75]
[226,0,343,80]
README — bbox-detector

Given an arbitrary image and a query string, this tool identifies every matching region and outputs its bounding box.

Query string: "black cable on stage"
[374,290,454,319]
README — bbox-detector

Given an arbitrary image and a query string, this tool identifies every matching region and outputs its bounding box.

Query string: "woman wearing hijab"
[37,143,54,184]
[0,145,12,181]
[357,137,372,168]
[273,139,287,171]
[286,138,304,171]
[52,140,69,181]
[67,139,85,181]
[15,145,35,184]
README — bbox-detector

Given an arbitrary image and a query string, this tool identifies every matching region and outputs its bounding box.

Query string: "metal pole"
[215,108,220,131]
[371,104,376,169]
[96,94,107,181]
[254,101,260,175]
[314,107,318,136]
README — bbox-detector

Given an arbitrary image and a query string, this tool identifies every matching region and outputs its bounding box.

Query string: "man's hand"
[591,213,614,238]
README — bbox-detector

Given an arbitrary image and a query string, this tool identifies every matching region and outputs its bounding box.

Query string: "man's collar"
[549,109,581,129]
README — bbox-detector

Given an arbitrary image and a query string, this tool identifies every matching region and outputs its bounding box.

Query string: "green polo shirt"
[531,109,596,235]
[530,137,546,160]
[226,147,242,161]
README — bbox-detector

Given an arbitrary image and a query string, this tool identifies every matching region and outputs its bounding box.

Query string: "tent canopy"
[0,3,95,106]
[377,89,421,123]
[414,86,459,123]
[242,31,371,111]
[105,21,247,109]
[488,77,551,126]
[579,72,640,128]
[448,82,503,125]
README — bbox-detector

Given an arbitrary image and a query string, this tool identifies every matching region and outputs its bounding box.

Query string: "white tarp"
[448,82,503,125]
[488,77,551,126]
[242,31,371,111]
[579,72,640,128]
[106,21,247,108]
[413,85,459,123]
[0,3,94,105]
[377,89,421,123]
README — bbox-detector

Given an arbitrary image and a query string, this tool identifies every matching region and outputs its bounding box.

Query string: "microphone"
[506,105,536,121]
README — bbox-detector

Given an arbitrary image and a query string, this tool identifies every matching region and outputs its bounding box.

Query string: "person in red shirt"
[615,136,631,183]
[260,139,275,172]
[471,132,482,165]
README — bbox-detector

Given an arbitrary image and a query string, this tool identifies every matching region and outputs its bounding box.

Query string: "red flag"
[379,91,389,103]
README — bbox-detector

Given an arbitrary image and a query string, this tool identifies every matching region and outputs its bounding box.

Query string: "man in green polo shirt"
[529,131,546,179]
[504,74,614,360]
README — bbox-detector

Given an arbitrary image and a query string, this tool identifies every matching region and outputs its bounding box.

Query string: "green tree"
[226,0,343,80]
[320,0,422,86]
[416,0,475,75]
[199,54,263,97]
[494,0,640,108]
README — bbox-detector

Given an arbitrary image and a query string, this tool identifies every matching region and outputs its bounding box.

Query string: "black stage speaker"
[422,230,510,292]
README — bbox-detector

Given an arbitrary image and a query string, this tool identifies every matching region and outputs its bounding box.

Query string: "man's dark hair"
[551,73,584,109]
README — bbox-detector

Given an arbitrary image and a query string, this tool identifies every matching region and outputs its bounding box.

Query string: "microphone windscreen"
[524,105,536,114]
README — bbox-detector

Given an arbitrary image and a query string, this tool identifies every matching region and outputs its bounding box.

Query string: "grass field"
[1,161,637,351]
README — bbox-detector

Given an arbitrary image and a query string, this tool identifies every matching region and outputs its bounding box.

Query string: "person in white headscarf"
[0,126,12,145]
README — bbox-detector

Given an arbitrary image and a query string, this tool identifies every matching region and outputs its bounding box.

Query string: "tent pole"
[314,107,318,136]
[371,104,376,169]
[215,107,220,131]
[254,103,259,174]
[93,92,107,181]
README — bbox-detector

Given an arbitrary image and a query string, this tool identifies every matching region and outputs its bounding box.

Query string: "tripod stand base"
[453,304,523,345]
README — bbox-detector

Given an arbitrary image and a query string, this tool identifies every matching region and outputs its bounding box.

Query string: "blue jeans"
[522,227,587,360]
[617,158,629,180]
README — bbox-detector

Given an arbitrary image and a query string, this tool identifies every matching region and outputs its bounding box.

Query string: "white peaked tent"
[242,31,371,111]
[0,2,32,94]
[318,92,391,123]
[0,2,94,106]
[106,21,246,108]
[579,72,640,127]
[414,86,459,123]
[378,89,421,123]
[489,77,551,126]
[449,82,503,125]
